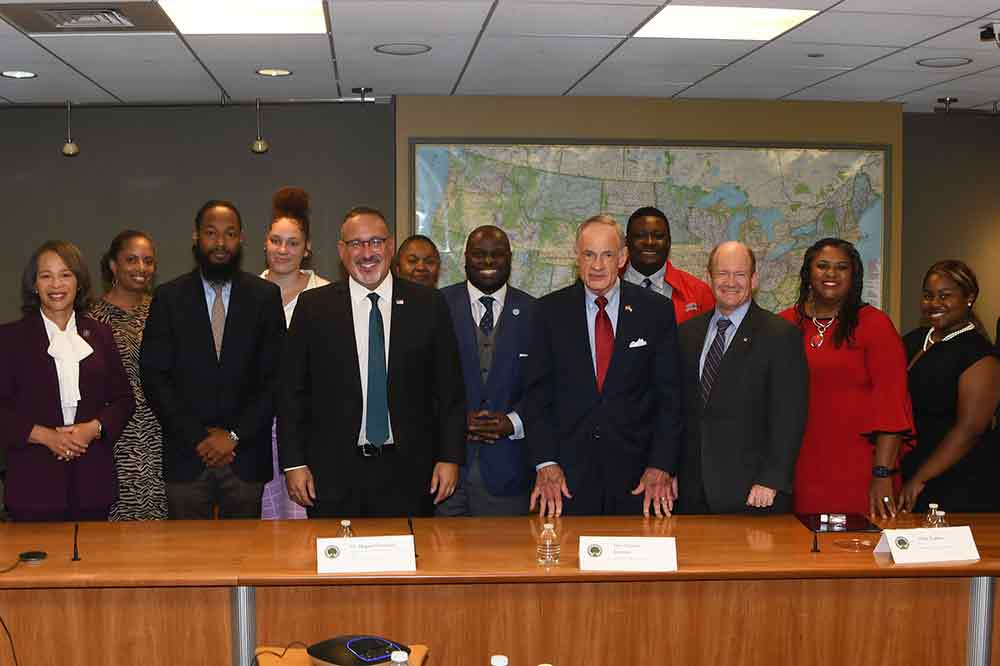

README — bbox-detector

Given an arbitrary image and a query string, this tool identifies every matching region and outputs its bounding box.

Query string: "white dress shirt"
[41,310,93,426]
[698,300,751,378]
[200,274,232,317]
[350,274,395,446]
[259,269,331,327]
[624,262,673,299]
[465,281,524,441]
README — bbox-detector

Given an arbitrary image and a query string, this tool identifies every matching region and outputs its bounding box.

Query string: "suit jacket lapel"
[485,288,517,396]
[603,281,636,392]
[27,314,63,424]
[569,281,600,393]
[334,281,364,406]
[219,273,249,366]
[182,270,218,365]
[709,302,759,405]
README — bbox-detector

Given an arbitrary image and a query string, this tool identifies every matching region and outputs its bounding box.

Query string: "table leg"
[967,576,993,666]
[232,585,257,666]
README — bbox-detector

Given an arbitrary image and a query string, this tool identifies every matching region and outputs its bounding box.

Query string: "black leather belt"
[357,443,395,457]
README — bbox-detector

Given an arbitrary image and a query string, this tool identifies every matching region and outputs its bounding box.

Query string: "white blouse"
[259,269,330,327]
[41,310,93,426]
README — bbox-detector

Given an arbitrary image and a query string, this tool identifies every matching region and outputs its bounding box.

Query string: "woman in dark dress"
[899,260,1000,513]
[0,241,133,521]
[89,230,167,520]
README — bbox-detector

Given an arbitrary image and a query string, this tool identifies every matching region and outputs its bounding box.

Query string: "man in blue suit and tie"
[438,226,536,516]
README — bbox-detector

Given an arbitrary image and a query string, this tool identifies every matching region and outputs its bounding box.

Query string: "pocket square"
[518,353,529,358]
[628,338,647,349]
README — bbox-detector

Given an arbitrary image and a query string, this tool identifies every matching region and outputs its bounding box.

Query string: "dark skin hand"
[868,433,901,519]
[466,410,514,443]
[197,427,236,468]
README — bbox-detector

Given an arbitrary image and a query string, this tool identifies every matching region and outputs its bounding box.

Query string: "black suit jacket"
[523,280,682,505]
[140,269,285,483]
[277,277,466,510]
[675,301,808,513]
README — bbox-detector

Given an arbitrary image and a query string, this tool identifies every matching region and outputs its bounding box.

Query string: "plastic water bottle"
[490,656,509,666]
[339,519,354,538]
[935,510,949,527]
[923,503,939,527]
[537,523,560,565]
[390,650,409,666]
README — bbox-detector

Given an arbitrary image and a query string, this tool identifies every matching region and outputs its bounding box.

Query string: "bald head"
[465,225,512,294]
[708,241,758,315]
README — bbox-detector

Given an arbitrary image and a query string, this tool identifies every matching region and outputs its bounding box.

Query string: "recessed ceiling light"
[373,43,432,56]
[917,56,973,68]
[635,5,818,41]
[158,0,325,35]
[256,67,292,77]
[2,70,36,79]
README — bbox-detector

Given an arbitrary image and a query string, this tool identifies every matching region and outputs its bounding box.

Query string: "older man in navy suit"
[524,215,683,517]
[438,226,536,516]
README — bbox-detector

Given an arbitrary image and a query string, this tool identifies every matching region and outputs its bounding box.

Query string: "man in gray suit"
[673,241,808,514]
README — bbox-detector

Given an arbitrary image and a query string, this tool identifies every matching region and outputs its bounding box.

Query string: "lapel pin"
[512,308,520,316]
[395,299,404,305]
[81,329,90,338]
[743,337,749,343]
[624,304,633,313]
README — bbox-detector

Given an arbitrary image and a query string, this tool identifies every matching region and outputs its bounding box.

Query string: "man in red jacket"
[622,206,714,325]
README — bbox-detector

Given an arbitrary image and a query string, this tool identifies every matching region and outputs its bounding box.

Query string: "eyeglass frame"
[341,236,390,251]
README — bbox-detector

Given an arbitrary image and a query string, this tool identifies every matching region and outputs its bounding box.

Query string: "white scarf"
[41,311,93,426]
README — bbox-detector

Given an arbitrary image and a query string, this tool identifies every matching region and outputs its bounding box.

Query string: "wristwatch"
[228,430,239,446]
[871,465,898,478]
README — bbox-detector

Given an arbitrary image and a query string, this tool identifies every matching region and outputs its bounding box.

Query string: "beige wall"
[395,96,904,322]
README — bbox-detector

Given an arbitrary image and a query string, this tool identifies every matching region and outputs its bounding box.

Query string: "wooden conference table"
[0,514,996,666]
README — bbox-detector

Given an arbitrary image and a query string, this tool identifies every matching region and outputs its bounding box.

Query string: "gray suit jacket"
[674,301,808,513]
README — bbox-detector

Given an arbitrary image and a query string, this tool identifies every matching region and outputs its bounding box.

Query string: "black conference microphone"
[71,523,81,562]
[407,516,419,559]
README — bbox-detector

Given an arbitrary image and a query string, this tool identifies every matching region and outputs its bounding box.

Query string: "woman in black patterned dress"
[88,230,167,520]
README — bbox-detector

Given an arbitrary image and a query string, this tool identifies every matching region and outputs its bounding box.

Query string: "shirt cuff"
[535,461,556,471]
[283,465,307,472]
[506,411,525,440]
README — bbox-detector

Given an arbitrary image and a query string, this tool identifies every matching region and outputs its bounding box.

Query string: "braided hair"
[793,237,866,348]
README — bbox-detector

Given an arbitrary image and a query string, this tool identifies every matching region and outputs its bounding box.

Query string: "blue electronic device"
[307,635,410,666]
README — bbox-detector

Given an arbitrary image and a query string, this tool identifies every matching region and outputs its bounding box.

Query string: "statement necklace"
[922,321,975,352]
[809,316,836,349]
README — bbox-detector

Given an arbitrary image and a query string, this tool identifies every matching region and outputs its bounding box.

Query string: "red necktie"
[595,295,614,392]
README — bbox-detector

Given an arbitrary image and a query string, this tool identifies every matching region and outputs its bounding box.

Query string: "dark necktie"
[479,295,495,335]
[641,278,653,289]
[366,293,389,447]
[595,295,614,392]
[700,317,732,406]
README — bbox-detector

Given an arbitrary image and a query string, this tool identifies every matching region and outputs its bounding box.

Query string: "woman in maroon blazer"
[0,241,134,521]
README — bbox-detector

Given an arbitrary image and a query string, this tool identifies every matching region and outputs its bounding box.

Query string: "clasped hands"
[40,420,101,462]
[197,427,236,468]
[466,410,514,443]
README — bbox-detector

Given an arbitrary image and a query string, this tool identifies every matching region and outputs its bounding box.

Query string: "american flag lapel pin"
[512,308,520,316]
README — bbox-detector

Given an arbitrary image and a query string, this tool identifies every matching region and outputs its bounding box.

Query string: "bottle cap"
[936,510,946,516]
[341,519,351,527]
[928,503,939,509]
[390,650,408,663]
[543,523,554,529]
[490,655,509,666]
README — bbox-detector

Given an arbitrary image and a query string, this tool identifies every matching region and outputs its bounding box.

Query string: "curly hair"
[793,237,865,348]
[21,240,93,315]
[270,186,313,269]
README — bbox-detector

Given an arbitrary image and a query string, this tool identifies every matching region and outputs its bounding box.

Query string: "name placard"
[316,535,417,574]
[578,536,677,572]
[874,526,980,565]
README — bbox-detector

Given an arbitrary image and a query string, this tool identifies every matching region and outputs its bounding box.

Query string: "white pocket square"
[628,338,647,348]
[518,353,529,358]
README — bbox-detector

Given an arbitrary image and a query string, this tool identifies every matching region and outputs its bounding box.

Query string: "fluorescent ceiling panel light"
[158,0,326,35]
[635,5,817,41]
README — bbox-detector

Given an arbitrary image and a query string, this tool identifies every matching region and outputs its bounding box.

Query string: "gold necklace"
[810,315,836,349]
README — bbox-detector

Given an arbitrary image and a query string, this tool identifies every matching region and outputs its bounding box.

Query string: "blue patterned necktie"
[700,317,732,406]
[641,278,653,289]
[479,295,495,335]
[366,293,389,447]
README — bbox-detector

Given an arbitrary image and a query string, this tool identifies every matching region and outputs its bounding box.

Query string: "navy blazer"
[441,282,537,496]
[140,270,285,484]
[0,312,134,519]
[523,279,682,499]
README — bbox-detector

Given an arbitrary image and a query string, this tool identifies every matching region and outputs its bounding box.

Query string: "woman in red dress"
[780,238,913,517]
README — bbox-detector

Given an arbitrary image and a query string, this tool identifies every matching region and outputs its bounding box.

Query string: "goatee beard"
[193,244,243,283]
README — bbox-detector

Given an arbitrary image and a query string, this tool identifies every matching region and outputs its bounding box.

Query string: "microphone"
[72,523,81,562]
[407,516,418,559]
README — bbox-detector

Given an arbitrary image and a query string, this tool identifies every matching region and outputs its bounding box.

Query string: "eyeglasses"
[342,237,389,251]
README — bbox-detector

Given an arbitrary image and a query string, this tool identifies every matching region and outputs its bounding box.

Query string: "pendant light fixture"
[251,98,269,154]
[61,101,80,157]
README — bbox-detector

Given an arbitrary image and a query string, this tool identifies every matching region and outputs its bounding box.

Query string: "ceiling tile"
[919,19,1000,50]
[186,34,336,101]
[663,0,837,8]
[487,2,655,37]
[867,44,1000,71]
[34,33,220,103]
[833,0,1000,17]
[613,37,760,65]
[782,11,974,46]
[787,65,961,99]
[0,31,116,102]
[742,40,896,69]
[457,35,619,94]
[336,32,471,95]
[328,0,493,34]
[568,79,689,96]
